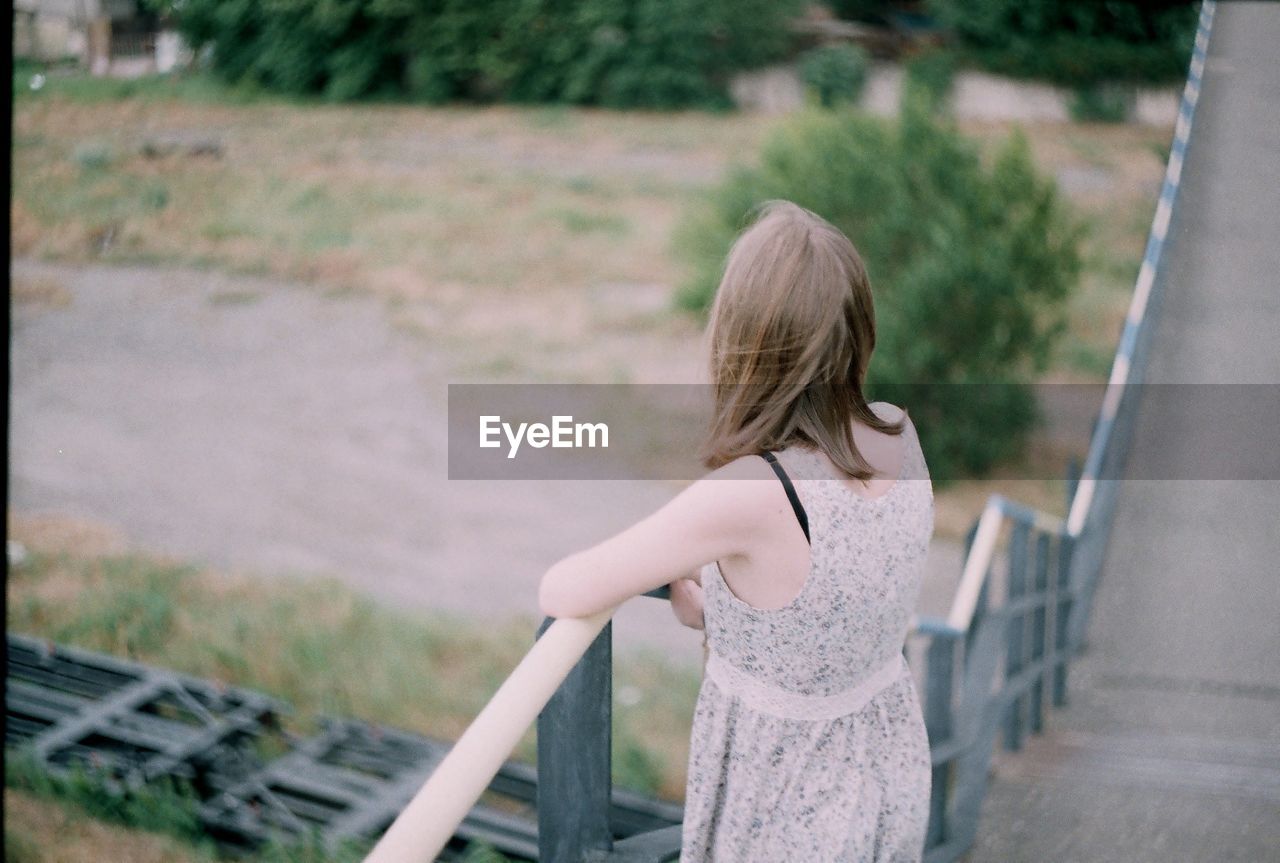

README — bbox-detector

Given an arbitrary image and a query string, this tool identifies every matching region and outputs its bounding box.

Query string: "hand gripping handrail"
[363,607,615,863]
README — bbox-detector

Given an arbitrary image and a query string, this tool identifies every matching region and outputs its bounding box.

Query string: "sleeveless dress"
[680,407,934,862]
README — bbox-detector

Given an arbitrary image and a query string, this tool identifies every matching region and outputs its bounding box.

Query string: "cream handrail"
[944,495,1067,634]
[945,499,1005,632]
[363,607,614,863]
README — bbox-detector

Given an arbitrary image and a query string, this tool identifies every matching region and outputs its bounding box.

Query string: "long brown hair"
[701,200,904,480]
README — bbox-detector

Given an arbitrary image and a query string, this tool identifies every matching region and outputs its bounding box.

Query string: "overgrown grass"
[5,787,209,863]
[11,78,763,296]
[5,532,699,800]
[11,78,759,386]
[5,751,208,847]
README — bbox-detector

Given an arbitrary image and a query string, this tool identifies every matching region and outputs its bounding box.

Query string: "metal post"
[536,616,614,862]
[1065,456,1081,515]
[923,635,956,848]
[950,611,1007,851]
[1002,522,1029,751]
[1029,532,1051,733]
[1052,535,1075,707]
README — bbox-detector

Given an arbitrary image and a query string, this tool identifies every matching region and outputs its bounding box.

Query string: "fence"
[367,2,1215,860]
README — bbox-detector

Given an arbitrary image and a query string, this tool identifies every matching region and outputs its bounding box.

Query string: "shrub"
[904,49,956,111]
[171,0,803,108]
[676,95,1083,477]
[1069,82,1134,123]
[799,44,870,108]
[927,0,1199,87]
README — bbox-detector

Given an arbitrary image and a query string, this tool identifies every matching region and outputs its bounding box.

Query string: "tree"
[677,92,1084,477]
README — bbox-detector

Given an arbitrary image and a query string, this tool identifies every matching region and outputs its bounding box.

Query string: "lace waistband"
[703,651,908,721]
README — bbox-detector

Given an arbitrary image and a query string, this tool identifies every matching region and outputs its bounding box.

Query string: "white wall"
[731,61,1180,127]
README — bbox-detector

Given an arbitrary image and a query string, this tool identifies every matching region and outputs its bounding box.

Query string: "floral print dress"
[680,408,934,862]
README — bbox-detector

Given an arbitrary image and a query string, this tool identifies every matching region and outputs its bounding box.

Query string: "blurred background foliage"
[902,48,958,110]
[799,44,870,108]
[168,0,803,107]
[924,0,1200,87]
[156,0,1200,106]
[676,91,1084,478]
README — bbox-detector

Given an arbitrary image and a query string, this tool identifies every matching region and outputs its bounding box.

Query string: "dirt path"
[9,258,963,665]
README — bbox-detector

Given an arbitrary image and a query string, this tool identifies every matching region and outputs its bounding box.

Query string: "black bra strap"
[761,452,810,545]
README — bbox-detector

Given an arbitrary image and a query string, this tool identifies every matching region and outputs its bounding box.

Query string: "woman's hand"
[669,576,705,631]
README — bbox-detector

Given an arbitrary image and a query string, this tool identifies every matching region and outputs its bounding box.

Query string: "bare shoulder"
[869,400,908,424]
[682,454,781,524]
[706,452,777,482]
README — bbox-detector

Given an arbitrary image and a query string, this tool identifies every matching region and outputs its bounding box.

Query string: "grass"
[13,73,748,384]
[4,776,498,863]
[5,788,208,863]
[4,516,700,801]
[11,70,1169,527]
[7,750,376,862]
[16,64,276,106]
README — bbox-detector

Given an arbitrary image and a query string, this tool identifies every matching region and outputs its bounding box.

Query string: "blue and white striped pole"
[1067,0,1216,537]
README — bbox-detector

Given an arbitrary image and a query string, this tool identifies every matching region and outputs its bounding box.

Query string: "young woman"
[539,201,934,862]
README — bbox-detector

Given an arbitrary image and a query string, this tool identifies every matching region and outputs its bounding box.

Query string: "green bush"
[904,49,957,111]
[1069,82,1134,123]
[171,0,802,108]
[927,0,1198,87]
[799,44,869,108]
[676,95,1083,477]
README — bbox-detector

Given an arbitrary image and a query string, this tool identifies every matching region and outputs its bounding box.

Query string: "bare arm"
[538,459,775,619]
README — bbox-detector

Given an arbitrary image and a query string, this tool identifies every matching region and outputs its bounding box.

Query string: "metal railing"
[365,3,1215,860]
[912,496,1074,862]
[850,5,1215,857]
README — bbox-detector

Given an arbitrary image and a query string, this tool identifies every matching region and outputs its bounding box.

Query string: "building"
[14,0,187,77]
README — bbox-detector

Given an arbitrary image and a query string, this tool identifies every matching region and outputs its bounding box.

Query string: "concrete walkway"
[968,4,1280,860]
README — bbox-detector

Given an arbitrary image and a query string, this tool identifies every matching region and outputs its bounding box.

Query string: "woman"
[539,200,933,861]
